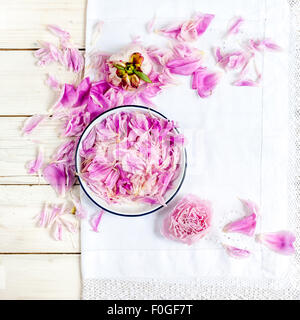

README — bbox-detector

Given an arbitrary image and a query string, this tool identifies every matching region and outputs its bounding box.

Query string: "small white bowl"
[75,105,187,217]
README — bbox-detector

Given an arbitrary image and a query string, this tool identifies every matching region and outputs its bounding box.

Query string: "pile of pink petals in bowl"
[76,105,187,217]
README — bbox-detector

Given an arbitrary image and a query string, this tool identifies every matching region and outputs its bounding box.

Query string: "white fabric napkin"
[81,0,293,299]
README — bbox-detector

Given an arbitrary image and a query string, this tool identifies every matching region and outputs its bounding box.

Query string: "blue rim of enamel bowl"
[75,105,187,217]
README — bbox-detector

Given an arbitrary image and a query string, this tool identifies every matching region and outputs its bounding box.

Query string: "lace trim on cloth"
[82,0,300,300]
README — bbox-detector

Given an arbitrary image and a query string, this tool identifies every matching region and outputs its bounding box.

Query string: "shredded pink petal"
[91,21,104,47]
[26,148,44,174]
[227,17,244,36]
[248,39,282,52]
[63,47,84,73]
[47,24,71,43]
[70,194,87,219]
[256,231,296,256]
[53,222,63,241]
[192,68,220,98]
[223,245,251,259]
[22,115,47,136]
[46,74,61,91]
[34,41,64,66]
[159,13,214,42]
[161,195,212,245]
[90,211,104,232]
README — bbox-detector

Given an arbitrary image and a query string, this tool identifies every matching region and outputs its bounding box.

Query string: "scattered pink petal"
[63,47,84,73]
[70,194,87,219]
[46,74,61,91]
[34,41,64,66]
[223,200,257,236]
[224,245,251,259]
[227,17,244,36]
[248,39,282,52]
[53,222,63,241]
[161,195,212,245]
[26,148,44,174]
[233,79,259,87]
[43,163,75,197]
[159,12,214,42]
[90,211,104,232]
[147,16,156,33]
[166,57,202,75]
[256,231,296,256]
[47,24,71,43]
[22,115,47,136]
[192,68,220,98]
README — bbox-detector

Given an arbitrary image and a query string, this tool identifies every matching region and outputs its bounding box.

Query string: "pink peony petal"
[227,17,244,36]
[192,68,220,98]
[223,244,251,259]
[22,115,47,136]
[223,200,257,236]
[159,13,214,42]
[53,222,63,241]
[90,211,104,232]
[26,148,44,174]
[161,194,212,245]
[256,231,296,256]
[43,163,75,197]
[223,213,256,236]
[63,47,84,73]
[46,74,61,91]
[167,58,202,75]
[147,16,157,33]
[233,79,258,87]
[47,24,71,43]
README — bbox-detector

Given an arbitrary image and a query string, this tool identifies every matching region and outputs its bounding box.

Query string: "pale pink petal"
[47,24,71,42]
[38,203,48,227]
[240,199,259,215]
[233,79,258,87]
[63,47,84,73]
[256,231,296,255]
[224,245,251,259]
[90,211,104,232]
[192,68,220,98]
[22,115,47,136]
[53,222,63,241]
[70,194,87,219]
[26,148,44,174]
[227,17,244,36]
[147,16,156,33]
[46,74,61,91]
[223,213,257,236]
[91,21,104,47]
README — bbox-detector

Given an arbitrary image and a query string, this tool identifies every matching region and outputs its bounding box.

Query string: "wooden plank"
[0,185,80,253]
[0,254,80,299]
[0,0,86,49]
[0,117,66,184]
[0,51,81,116]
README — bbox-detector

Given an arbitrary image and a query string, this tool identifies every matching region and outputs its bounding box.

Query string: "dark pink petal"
[224,245,251,259]
[26,148,44,174]
[227,17,244,36]
[194,13,215,36]
[256,231,296,255]
[223,213,257,237]
[22,115,47,136]
[90,211,104,232]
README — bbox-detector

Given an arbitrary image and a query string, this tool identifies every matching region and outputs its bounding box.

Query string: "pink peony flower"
[162,194,212,245]
[256,231,296,256]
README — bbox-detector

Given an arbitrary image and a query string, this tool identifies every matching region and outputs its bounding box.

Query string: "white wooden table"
[0,0,87,300]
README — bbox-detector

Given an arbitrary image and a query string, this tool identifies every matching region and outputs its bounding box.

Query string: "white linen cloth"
[81,0,300,299]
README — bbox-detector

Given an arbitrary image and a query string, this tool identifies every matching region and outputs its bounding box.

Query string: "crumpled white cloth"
[81,0,294,299]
